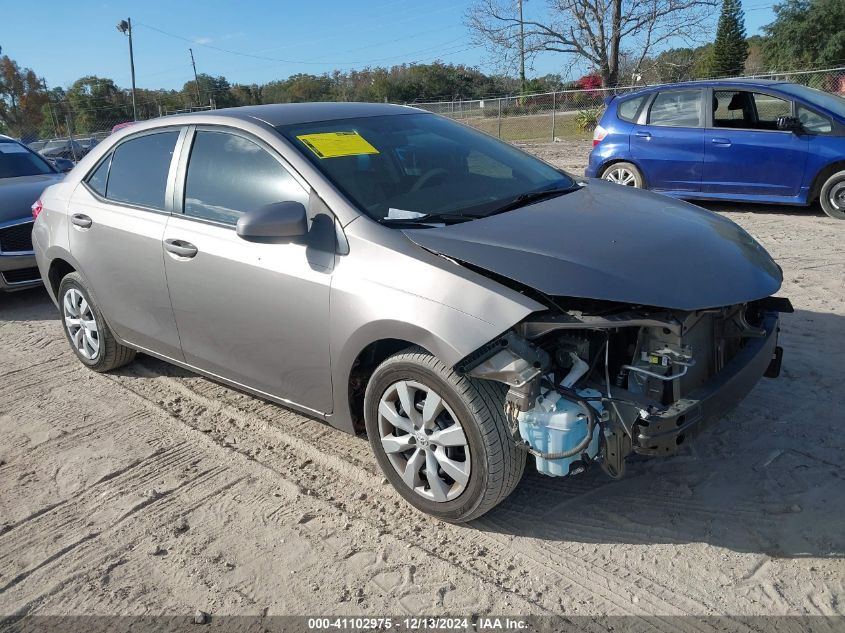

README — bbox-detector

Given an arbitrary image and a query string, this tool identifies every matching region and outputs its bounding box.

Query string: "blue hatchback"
[586,79,845,219]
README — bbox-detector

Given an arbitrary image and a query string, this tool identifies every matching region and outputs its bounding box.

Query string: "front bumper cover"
[0,252,40,291]
[632,311,780,456]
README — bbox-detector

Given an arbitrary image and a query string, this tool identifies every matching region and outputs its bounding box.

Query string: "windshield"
[0,140,55,178]
[277,113,576,223]
[779,84,845,119]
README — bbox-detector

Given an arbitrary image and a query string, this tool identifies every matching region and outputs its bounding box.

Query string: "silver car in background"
[32,103,789,521]
[0,135,63,291]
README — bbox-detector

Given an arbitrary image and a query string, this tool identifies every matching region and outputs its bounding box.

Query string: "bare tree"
[468,0,716,87]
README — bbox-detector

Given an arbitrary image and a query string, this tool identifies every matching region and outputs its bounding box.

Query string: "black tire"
[819,169,845,220]
[600,161,644,188]
[58,272,136,372]
[364,347,525,522]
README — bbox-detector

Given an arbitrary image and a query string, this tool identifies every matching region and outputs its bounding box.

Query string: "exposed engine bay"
[458,297,792,480]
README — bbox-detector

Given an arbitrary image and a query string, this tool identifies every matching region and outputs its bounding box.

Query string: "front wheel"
[364,347,525,522]
[601,161,644,188]
[819,169,845,220]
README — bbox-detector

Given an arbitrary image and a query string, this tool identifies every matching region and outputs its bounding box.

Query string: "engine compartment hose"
[521,382,599,460]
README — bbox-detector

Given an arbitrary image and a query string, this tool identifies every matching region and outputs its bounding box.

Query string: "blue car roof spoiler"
[603,94,617,106]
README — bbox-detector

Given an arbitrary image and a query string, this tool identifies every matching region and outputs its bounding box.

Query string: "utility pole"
[189,48,201,105]
[518,0,526,95]
[117,18,137,121]
[41,79,59,137]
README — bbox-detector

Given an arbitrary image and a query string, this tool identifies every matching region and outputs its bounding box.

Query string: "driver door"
[163,127,334,413]
[703,89,809,197]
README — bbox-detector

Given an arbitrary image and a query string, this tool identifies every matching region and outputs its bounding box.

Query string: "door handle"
[711,137,732,146]
[635,130,652,139]
[71,213,92,229]
[164,238,198,259]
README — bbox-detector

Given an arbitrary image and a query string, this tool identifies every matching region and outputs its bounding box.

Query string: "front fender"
[325,223,544,433]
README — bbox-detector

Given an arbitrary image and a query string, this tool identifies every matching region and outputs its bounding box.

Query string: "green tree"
[0,55,48,139]
[744,34,768,74]
[182,73,235,108]
[709,0,749,77]
[65,76,131,134]
[762,0,845,71]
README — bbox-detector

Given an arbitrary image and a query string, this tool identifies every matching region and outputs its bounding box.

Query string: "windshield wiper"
[485,184,582,217]
[380,212,484,226]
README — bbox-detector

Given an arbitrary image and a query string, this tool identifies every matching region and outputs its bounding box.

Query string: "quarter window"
[797,105,832,133]
[618,96,645,122]
[87,154,111,196]
[648,90,702,127]
[105,132,179,209]
[183,130,307,226]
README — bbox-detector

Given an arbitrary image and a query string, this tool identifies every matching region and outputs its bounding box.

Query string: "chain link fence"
[4,66,844,166]
[4,103,215,167]
[411,66,845,143]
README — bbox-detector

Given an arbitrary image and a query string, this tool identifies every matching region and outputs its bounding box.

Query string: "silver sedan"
[33,103,788,521]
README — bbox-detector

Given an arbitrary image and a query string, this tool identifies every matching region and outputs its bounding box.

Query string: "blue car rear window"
[618,96,645,122]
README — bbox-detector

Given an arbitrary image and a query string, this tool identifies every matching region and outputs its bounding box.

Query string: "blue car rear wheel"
[820,170,845,220]
[601,162,644,188]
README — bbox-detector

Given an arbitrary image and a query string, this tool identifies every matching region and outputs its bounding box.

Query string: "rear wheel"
[819,169,845,220]
[58,272,136,372]
[364,347,525,522]
[601,161,644,188]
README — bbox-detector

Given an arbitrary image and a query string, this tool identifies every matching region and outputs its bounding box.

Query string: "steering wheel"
[410,167,449,192]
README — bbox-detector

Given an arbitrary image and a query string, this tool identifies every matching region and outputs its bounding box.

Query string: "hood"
[0,173,63,223]
[403,180,782,311]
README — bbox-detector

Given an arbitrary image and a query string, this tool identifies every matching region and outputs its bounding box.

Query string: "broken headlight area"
[458,297,792,480]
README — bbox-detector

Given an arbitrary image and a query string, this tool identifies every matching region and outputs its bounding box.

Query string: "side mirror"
[236,201,308,244]
[776,115,802,133]
[52,158,74,173]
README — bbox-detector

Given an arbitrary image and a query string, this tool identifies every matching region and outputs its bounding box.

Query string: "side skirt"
[120,340,335,427]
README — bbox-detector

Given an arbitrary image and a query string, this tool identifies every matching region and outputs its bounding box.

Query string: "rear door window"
[648,90,703,127]
[105,132,179,210]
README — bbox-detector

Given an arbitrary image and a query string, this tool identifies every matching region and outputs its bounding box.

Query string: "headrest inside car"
[727,93,745,110]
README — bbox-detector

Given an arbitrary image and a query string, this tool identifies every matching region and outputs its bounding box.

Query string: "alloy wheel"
[830,181,845,212]
[63,288,100,360]
[377,380,471,502]
[604,167,638,186]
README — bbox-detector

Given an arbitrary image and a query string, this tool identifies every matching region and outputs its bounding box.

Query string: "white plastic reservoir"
[518,387,603,477]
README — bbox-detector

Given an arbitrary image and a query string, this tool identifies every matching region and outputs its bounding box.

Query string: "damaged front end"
[457,297,792,480]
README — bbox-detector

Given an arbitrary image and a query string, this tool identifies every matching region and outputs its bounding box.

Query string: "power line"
[250,1,470,56]
[134,20,475,68]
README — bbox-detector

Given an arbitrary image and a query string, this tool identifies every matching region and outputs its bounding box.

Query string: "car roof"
[172,102,420,127]
[618,78,789,99]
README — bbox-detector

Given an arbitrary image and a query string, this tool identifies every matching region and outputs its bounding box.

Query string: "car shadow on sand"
[479,308,845,560]
[697,199,828,218]
[0,286,57,322]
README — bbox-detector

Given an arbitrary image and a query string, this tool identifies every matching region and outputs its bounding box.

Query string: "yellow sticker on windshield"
[296,131,379,159]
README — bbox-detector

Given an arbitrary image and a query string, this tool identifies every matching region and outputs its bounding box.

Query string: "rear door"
[68,128,184,359]
[703,89,809,196]
[630,88,704,192]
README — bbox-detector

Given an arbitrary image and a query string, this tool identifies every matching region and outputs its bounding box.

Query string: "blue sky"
[2,0,777,91]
